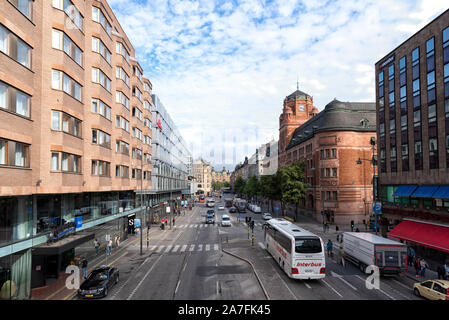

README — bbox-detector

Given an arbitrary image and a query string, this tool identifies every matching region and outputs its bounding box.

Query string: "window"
[132,148,142,160]
[92,129,111,148]
[91,98,111,120]
[144,82,151,93]
[132,127,142,140]
[52,29,82,66]
[0,80,31,118]
[51,110,82,137]
[92,67,111,92]
[51,151,81,173]
[429,138,438,169]
[401,144,408,157]
[325,149,330,158]
[0,24,31,69]
[379,123,385,136]
[116,140,129,155]
[115,42,129,62]
[0,139,29,168]
[389,91,395,107]
[133,66,143,82]
[132,168,142,179]
[413,110,421,127]
[92,6,111,36]
[51,69,82,101]
[115,91,129,109]
[92,37,111,64]
[390,119,395,134]
[415,141,422,154]
[326,168,330,177]
[144,118,151,128]
[400,85,406,102]
[115,165,129,178]
[401,115,407,131]
[91,160,110,177]
[144,100,151,110]
[116,66,130,86]
[320,150,324,159]
[8,0,33,19]
[332,191,338,201]
[428,104,436,123]
[132,107,143,121]
[52,0,83,31]
[332,168,337,177]
[378,71,384,98]
[115,115,129,132]
[132,86,142,101]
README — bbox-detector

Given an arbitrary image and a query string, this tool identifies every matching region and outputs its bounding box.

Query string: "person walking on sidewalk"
[81,257,88,279]
[93,238,100,255]
[107,239,113,256]
[437,264,445,280]
[114,234,120,248]
[444,263,449,280]
[327,239,333,257]
[420,258,428,277]
[339,247,346,267]
[414,257,421,278]
[407,247,415,267]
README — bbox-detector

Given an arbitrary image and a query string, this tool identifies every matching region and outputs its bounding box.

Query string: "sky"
[108,0,448,171]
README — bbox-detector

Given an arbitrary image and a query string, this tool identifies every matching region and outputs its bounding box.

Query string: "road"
[73,195,424,300]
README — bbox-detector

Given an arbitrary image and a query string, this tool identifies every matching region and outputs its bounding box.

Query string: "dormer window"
[360,118,370,128]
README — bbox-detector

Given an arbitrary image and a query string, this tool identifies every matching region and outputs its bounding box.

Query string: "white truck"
[341,232,408,275]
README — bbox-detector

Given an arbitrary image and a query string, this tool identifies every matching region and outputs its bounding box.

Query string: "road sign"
[275,205,279,211]
[166,206,171,213]
[372,202,382,214]
[105,234,110,242]
[134,219,141,228]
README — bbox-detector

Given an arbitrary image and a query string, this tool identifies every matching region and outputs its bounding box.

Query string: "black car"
[77,266,119,299]
[207,209,215,216]
[229,206,237,213]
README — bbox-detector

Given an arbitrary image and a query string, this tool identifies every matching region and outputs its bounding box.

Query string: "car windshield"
[89,270,108,281]
[222,217,230,221]
[294,237,322,254]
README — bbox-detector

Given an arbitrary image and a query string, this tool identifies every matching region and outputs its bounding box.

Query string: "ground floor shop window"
[0,196,33,246]
[0,249,31,300]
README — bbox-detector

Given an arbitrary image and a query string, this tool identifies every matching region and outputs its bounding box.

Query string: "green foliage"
[260,174,282,201]
[278,161,307,204]
[244,176,261,198]
[213,181,223,191]
[223,181,231,188]
[233,176,246,194]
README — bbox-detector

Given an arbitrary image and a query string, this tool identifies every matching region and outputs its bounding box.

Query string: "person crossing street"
[327,239,333,258]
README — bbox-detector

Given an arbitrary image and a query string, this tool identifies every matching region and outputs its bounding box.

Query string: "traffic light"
[351,220,354,231]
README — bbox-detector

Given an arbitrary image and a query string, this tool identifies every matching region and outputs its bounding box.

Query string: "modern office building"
[375,9,449,262]
[147,94,191,222]
[282,98,377,225]
[0,0,154,299]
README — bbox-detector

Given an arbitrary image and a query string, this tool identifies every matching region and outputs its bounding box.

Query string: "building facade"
[211,167,230,184]
[0,0,156,299]
[282,99,377,226]
[192,159,212,194]
[148,94,191,222]
[256,139,278,176]
[376,9,449,263]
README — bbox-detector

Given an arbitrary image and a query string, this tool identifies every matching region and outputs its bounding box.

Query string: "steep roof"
[286,99,376,150]
[286,89,312,101]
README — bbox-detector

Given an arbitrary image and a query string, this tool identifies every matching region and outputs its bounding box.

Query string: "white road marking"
[258,242,265,249]
[149,245,157,250]
[189,244,195,251]
[199,224,203,228]
[180,245,187,252]
[175,279,181,294]
[214,244,219,251]
[156,246,164,253]
[172,245,180,252]
[330,271,358,291]
[197,244,203,251]
[164,245,172,253]
[204,224,208,228]
[304,282,312,289]
[355,275,396,300]
[391,279,411,290]
[321,279,343,298]
[189,224,194,228]
[205,244,210,251]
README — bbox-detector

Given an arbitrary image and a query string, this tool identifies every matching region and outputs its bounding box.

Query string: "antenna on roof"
[296,75,299,90]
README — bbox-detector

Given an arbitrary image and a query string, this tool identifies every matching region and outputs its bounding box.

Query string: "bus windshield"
[294,237,322,254]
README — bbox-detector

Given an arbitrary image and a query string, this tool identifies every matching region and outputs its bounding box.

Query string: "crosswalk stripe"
[204,224,208,227]
[197,244,203,251]
[190,224,195,228]
[156,246,164,253]
[194,224,198,228]
[205,244,210,251]
[164,245,172,253]
[189,244,195,251]
[173,245,180,252]
[181,245,187,252]
[149,245,157,250]
[214,244,219,251]
[199,224,203,228]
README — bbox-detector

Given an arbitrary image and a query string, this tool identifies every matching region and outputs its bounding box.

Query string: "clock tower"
[278,86,318,167]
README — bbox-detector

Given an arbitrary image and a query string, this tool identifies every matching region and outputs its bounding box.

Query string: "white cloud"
[107,0,448,169]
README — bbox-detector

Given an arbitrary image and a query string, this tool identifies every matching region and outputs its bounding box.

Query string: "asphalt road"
[75,195,424,300]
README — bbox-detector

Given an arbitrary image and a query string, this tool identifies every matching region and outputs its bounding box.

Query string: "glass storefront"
[0,196,33,247]
[0,249,31,300]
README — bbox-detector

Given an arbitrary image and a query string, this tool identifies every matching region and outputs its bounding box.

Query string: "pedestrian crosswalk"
[175,222,265,229]
[148,243,220,254]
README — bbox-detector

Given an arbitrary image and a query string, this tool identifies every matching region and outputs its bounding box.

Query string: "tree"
[260,174,282,215]
[223,181,231,188]
[278,161,308,220]
[233,176,246,195]
[213,181,223,191]
[244,176,260,200]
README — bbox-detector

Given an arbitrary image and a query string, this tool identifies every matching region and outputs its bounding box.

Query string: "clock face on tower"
[298,104,305,112]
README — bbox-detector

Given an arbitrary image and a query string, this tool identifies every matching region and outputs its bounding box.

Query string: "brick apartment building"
[376,9,449,263]
[0,0,156,299]
[280,94,377,226]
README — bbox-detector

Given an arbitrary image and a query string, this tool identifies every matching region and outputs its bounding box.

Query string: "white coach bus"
[264,218,326,279]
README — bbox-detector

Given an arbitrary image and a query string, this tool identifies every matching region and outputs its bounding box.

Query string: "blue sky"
[108,0,448,170]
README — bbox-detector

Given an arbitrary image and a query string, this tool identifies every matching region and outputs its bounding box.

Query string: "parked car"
[229,207,237,213]
[262,213,273,220]
[218,205,225,210]
[78,266,119,299]
[413,280,449,300]
[253,206,261,213]
[221,215,231,227]
[206,214,215,224]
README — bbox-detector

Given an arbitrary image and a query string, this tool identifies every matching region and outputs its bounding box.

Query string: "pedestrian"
[81,257,88,279]
[114,234,120,248]
[340,247,346,268]
[420,258,428,277]
[336,234,340,242]
[327,239,333,257]
[323,223,326,233]
[335,225,339,232]
[437,264,445,280]
[414,257,421,277]
[444,263,449,280]
[407,247,415,267]
[173,217,175,226]
[93,238,100,255]
[107,238,113,256]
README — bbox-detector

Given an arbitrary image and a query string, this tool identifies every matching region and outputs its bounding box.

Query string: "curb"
[221,247,270,300]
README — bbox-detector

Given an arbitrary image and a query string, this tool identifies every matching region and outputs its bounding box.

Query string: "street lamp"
[356,137,377,235]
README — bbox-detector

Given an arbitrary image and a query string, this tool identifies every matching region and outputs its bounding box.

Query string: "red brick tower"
[278,86,318,168]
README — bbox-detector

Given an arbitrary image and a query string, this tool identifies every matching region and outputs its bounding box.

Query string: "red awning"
[388,219,449,253]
